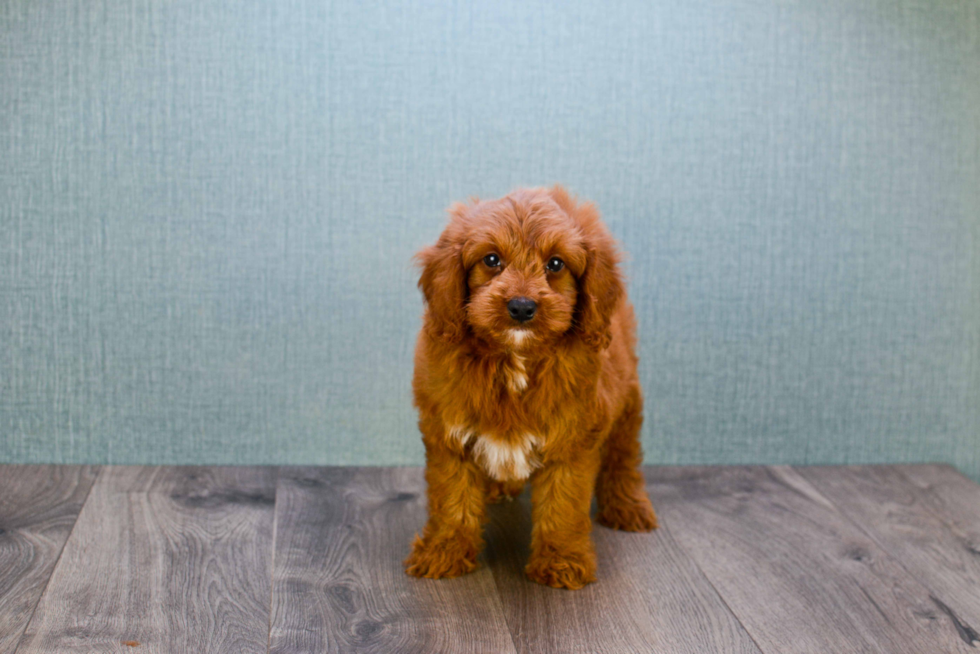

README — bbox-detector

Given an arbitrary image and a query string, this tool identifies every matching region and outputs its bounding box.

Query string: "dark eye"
[483,253,501,268]
[546,257,564,273]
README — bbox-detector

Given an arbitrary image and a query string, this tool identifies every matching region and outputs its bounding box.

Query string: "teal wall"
[2,0,979,479]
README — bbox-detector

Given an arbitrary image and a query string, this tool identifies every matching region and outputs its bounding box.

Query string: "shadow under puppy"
[406,185,657,590]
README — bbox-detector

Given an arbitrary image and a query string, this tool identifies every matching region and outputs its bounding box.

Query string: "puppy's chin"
[506,328,535,350]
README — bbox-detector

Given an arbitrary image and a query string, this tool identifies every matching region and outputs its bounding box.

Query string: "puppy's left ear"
[552,186,625,351]
[415,204,470,344]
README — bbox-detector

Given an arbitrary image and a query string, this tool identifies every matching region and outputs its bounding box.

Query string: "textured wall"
[2,0,978,478]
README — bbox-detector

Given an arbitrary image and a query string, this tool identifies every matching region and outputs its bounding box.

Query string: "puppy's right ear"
[415,203,469,343]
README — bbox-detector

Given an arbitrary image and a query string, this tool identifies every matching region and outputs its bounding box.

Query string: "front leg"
[405,433,487,579]
[525,448,601,589]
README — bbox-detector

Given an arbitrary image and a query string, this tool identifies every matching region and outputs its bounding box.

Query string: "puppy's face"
[417,186,624,351]
[460,200,586,349]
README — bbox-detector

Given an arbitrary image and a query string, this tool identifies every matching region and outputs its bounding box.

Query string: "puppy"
[405,185,657,590]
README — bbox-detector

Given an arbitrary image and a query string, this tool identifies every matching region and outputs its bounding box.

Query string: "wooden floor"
[1,465,979,653]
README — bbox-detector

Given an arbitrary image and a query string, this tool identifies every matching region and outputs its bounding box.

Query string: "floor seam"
[654,510,768,654]
[266,465,281,654]
[487,559,523,654]
[12,464,104,654]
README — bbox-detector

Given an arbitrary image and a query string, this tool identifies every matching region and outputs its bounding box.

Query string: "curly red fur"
[405,185,657,590]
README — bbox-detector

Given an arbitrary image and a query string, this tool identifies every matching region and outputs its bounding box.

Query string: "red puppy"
[405,185,657,590]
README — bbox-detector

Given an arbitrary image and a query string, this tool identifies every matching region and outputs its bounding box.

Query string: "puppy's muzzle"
[507,297,537,323]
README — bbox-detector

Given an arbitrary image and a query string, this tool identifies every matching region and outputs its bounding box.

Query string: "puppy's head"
[416,186,624,351]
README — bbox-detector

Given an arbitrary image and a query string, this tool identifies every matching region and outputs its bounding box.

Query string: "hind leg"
[596,386,658,531]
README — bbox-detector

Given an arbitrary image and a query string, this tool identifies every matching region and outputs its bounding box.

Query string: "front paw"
[404,533,480,579]
[525,544,597,590]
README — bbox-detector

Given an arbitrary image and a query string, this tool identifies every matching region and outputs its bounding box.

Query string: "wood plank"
[798,464,980,646]
[648,465,977,653]
[484,488,762,654]
[268,467,517,654]
[15,466,277,654]
[0,465,100,654]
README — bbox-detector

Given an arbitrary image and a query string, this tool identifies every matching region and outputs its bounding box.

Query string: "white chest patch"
[445,424,541,481]
[472,433,542,481]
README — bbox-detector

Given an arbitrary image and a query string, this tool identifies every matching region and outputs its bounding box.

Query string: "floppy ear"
[577,239,625,350]
[552,186,625,351]
[415,206,469,344]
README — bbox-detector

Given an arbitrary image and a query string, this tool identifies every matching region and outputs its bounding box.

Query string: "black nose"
[507,297,537,323]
